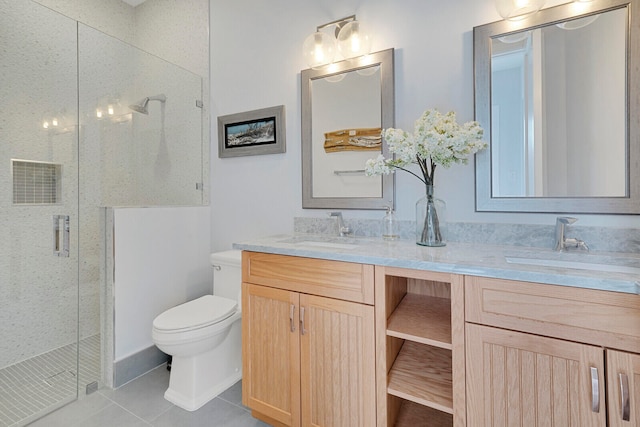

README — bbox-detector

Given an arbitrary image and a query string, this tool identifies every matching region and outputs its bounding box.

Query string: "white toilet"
[151,250,242,411]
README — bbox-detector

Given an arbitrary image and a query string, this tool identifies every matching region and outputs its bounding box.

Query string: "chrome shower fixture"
[129,94,167,115]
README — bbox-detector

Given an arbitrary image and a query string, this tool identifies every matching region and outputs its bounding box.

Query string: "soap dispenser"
[382,206,399,241]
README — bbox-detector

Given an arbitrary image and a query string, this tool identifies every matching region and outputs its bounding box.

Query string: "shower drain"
[44,370,76,386]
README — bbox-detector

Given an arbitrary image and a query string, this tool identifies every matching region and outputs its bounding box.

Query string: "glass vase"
[416,184,446,247]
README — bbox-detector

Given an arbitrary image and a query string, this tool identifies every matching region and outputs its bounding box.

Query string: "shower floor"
[0,334,101,427]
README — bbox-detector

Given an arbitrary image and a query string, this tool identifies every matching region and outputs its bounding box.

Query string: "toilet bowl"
[151,250,242,411]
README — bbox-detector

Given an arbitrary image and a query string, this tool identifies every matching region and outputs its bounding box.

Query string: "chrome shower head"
[128,94,166,115]
[129,98,150,114]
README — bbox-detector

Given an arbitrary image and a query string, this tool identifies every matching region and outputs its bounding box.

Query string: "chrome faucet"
[554,217,589,252]
[329,212,352,237]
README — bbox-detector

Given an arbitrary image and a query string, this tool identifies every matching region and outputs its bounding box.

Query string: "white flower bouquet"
[366,109,486,246]
[365,109,486,186]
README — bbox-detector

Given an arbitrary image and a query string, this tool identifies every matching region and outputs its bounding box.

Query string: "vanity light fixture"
[336,19,372,60]
[495,0,545,21]
[302,15,372,69]
[302,30,336,69]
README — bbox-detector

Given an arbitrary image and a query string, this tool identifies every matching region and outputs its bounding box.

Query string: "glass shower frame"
[0,1,204,424]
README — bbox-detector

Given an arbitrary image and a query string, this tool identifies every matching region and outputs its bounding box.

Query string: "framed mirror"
[302,48,395,209]
[474,0,640,213]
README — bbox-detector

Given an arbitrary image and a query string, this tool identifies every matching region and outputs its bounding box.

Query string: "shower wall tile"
[135,0,209,79]
[29,1,210,207]
[32,0,136,44]
[2,0,210,385]
[0,0,79,368]
[134,0,210,206]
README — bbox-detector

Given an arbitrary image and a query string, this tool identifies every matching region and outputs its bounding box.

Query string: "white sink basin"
[505,256,640,275]
[293,241,359,250]
[278,236,360,250]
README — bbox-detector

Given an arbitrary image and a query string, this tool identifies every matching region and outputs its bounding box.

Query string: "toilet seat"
[153,295,237,333]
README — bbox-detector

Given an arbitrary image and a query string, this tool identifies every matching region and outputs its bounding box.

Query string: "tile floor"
[1,335,101,427]
[29,365,269,427]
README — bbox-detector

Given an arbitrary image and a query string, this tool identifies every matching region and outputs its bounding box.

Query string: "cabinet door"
[466,323,605,427]
[607,349,640,427]
[299,294,376,427]
[242,283,301,427]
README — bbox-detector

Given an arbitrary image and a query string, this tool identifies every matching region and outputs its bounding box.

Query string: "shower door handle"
[53,215,70,257]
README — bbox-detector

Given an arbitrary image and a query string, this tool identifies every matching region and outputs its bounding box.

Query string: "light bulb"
[43,121,49,129]
[96,109,103,118]
[350,33,361,54]
[314,40,325,63]
[302,31,336,69]
[337,21,372,59]
[51,118,58,127]
[108,105,114,115]
[495,0,545,21]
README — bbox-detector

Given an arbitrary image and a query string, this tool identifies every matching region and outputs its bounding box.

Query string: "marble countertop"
[233,234,640,295]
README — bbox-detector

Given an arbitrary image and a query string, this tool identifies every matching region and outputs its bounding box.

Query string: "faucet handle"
[328,212,352,237]
[565,238,590,252]
[557,216,578,225]
[340,226,352,236]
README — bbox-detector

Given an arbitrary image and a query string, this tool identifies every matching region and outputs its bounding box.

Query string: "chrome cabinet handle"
[289,304,295,333]
[619,372,630,421]
[590,367,600,413]
[53,215,70,257]
[300,306,307,335]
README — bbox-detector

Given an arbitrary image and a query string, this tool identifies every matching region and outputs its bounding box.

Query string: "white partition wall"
[108,206,212,385]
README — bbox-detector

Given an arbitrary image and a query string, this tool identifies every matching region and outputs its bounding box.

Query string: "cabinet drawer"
[243,251,374,304]
[465,275,640,353]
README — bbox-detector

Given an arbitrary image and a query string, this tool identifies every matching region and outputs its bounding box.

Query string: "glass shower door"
[0,1,79,425]
[77,23,204,389]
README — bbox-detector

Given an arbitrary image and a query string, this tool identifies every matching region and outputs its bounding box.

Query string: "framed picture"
[217,105,286,158]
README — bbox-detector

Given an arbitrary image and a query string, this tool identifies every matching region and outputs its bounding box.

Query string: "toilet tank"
[210,250,242,302]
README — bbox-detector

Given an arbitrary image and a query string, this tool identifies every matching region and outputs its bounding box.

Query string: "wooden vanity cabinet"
[241,252,376,427]
[607,349,640,427]
[374,266,466,427]
[241,250,639,427]
[465,276,640,427]
[466,323,606,426]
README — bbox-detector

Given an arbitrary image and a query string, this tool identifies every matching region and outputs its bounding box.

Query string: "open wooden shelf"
[387,341,453,414]
[394,399,453,427]
[387,294,451,349]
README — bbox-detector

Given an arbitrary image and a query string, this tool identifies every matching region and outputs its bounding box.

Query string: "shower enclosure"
[0,1,204,425]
